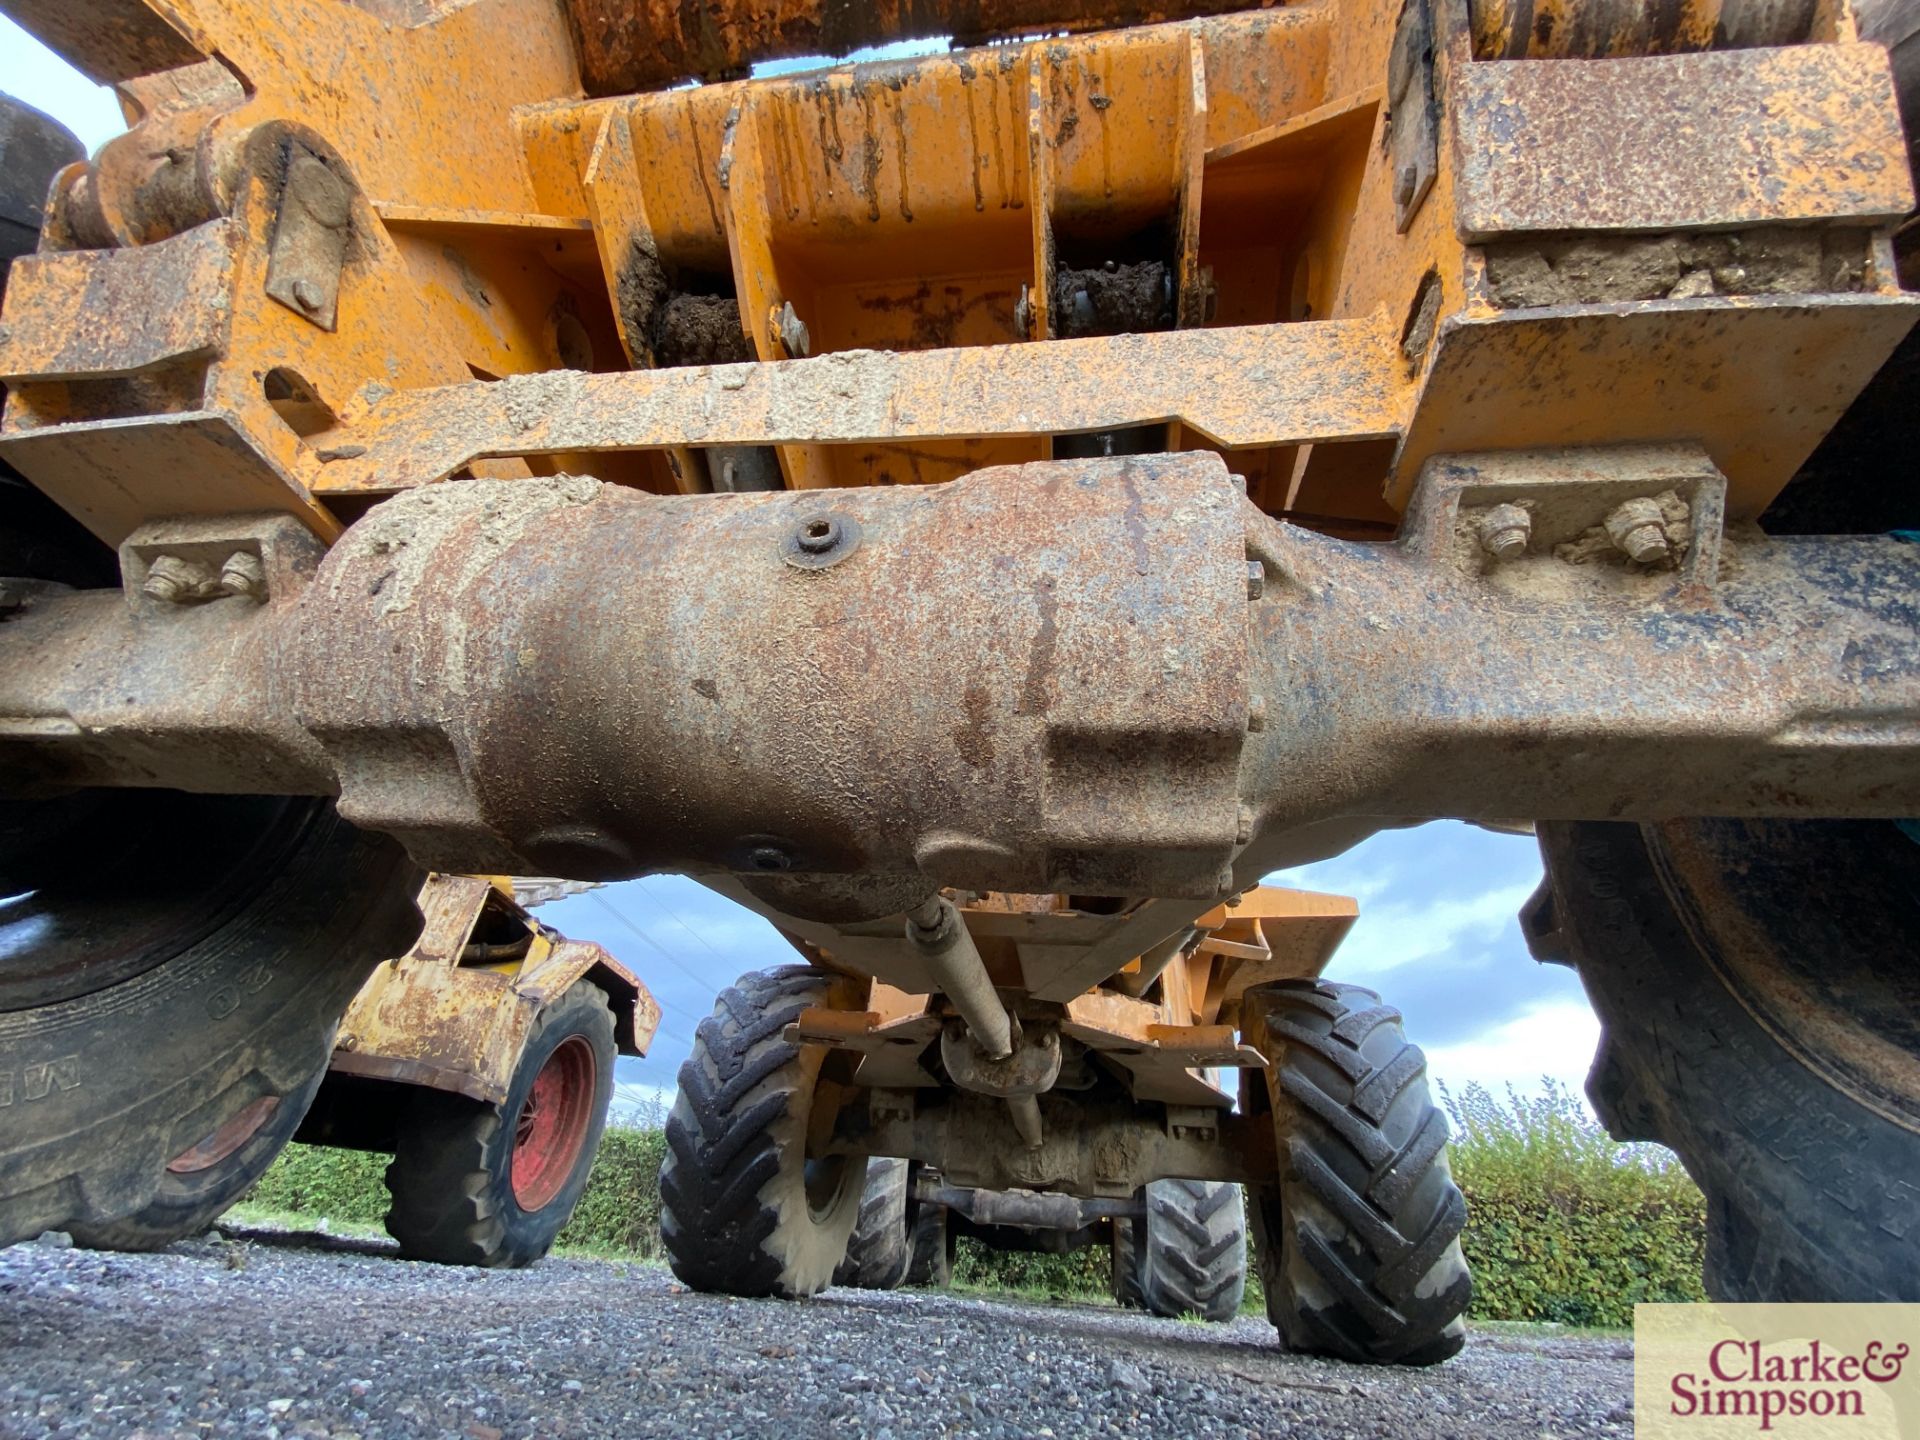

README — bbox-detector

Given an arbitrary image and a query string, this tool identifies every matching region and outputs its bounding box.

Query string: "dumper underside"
[1,0,1918,1314]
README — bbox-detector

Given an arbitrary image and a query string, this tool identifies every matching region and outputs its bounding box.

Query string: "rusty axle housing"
[1,449,1916,925]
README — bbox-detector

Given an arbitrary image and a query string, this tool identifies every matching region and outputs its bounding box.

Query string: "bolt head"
[795,516,842,555]
[1247,694,1268,732]
[291,278,324,312]
[1246,559,1266,600]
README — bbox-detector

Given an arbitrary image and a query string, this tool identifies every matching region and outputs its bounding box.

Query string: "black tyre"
[384,982,615,1268]
[67,1056,329,1251]
[833,1156,912,1290]
[1533,819,1920,1302]
[1110,1178,1247,1321]
[660,966,864,1297]
[0,794,420,1249]
[1248,980,1471,1366]
[906,1188,953,1288]
[1110,1212,1144,1309]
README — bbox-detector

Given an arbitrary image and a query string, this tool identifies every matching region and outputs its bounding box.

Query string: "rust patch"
[952,681,997,768]
[1019,575,1059,717]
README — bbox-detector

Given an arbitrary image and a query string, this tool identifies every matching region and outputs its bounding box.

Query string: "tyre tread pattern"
[1134,1177,1248,1321]
[1256,979,1471,1366]
[834,1157,911,1290]
[659,966,837,1297]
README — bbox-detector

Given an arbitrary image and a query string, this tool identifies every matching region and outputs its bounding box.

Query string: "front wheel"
[384,982,615,1268]
[67,1054,330,1251]
[833,1157,912,1290]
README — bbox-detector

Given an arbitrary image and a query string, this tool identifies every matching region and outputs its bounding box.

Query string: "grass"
[233,1077,1703,1328]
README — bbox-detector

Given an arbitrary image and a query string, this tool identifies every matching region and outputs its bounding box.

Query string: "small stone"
[1108,1359,1150,1395]
[267,1398,294,1414]
[1668,268,1716,299]
[32,1231,72,1249]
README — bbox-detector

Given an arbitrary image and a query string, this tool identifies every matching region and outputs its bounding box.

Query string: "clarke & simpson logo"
[1667,1339,1910,1430]
[1637,1305,1920,1439]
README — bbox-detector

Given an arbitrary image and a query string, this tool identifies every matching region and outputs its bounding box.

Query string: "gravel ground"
[0,1226,1634,1440]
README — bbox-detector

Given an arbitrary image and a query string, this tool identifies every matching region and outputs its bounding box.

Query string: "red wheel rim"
[510,1036,596,1211]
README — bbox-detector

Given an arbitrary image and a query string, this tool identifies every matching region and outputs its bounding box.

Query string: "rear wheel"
[833,1156,912,1290]
[384,982,615,1268]
[1247,980,1472,1365]
[659,966,865,1297]
[906,1186,953,1287]
[1110,1179,1247,1321]
[1532,819,1920,1302]
[0,794,420,1249]
[67,1058,328,1251]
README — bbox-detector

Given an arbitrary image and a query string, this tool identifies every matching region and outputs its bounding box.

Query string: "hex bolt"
[1246,559,1265,600]
[795,516,842,554]
[775,301,810,358]
[1603,496,1671,565]
[142,554,214,604]
[1247,694,1268,732]
[219,551,267,602]
[1013,284,1034,338]
[291,278,325,313]
[1477,502,1532,560]
[1236,804,1255,845]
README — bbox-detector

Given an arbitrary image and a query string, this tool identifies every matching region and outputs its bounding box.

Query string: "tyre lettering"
[0,1055,83,1104]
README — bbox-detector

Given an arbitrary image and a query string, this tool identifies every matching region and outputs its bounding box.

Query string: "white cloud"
[1327,879,1540,979]
[1423,999,1600,1106]
[0,19,128,154]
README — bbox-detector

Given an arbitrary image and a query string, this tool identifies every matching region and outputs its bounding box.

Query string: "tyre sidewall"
[1541,821,1920,1302]
[0,804,417,1241]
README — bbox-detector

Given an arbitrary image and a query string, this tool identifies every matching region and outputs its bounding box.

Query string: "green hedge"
[1443,1080,1706,1324]
[237,1079,1703,1326]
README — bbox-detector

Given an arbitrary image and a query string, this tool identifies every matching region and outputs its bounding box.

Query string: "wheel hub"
[510,1035,597,1211]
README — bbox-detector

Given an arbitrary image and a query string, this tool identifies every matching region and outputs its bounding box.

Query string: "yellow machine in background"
[70,873,657,1268]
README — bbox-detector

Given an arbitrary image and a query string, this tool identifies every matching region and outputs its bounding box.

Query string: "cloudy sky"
[0,23,1603,1122]
[538,824,1599,1121]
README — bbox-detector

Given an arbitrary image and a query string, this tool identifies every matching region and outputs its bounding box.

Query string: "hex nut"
[142,554,216,604]
[1603,496,1671,565]
[1247,694,1268,732]
[1246,559,1266,600]
[782,510,862,569]
[1476,502,1532,560]
[219,551,267,602]
[291,278,325,313]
